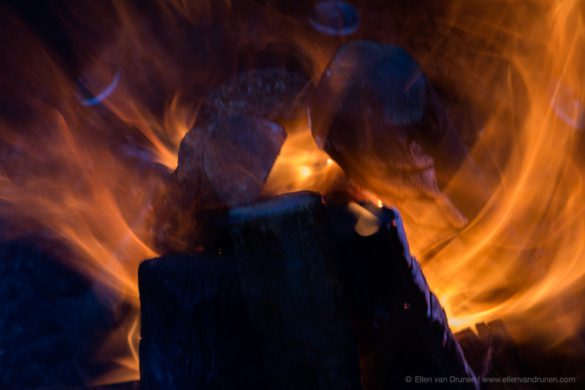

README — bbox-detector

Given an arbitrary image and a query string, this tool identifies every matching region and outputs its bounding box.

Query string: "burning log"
[326,196,478,389]
[142,190,478,389]
[310,41,471,226]
[138,254,264,389]
[229,191,362,390]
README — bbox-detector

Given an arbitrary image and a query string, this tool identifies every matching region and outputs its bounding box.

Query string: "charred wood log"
[144,191,476,389]
[229,191,362,390]
[326,195,478,389]
[138,255,264,389]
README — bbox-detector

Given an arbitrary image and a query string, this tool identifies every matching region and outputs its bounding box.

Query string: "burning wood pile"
[140,40,480,389]
[1,0,585,389]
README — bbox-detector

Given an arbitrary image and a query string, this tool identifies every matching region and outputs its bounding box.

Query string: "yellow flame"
[267,0,585,347]
[264,122,344,194]
[399,0,585,344]
[1,0,584,386]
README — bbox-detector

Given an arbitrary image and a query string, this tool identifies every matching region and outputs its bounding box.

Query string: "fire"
[1,0,584,385]
[414,0,585,344]
[267,0,585,347]
[264,121,344,194]
[0,2,193,384]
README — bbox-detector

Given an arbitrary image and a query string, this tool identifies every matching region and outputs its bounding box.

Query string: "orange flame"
[0,3,194,383]
[267,0,585,348]
[264,120,344,194]
[419,0,585,343]
[1,0,585,385]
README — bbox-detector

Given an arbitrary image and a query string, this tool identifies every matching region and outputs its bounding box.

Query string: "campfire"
[1,0,584,388]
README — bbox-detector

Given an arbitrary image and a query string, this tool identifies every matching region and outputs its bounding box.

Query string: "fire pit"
[1,0,584,389]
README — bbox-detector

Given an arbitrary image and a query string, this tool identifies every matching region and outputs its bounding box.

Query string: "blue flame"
[81,71,121,107]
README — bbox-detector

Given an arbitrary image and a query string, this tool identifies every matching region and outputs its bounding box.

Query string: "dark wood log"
[142,192,476,389]
[325,196,478,389]
[229,191,362,390]
[139,254,264,389]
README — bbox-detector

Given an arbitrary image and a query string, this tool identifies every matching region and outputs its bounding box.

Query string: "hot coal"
[310,41,469,219]
[139,254,264,389]
[309,1,360,37]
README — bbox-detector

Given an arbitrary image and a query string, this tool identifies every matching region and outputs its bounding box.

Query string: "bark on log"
[229,191,362,390]
[139,254,264,389]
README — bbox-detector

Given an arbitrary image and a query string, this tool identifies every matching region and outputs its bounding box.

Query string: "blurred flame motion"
[0,2,196,384]
[0,0,585,385]
[412,0,585,344]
